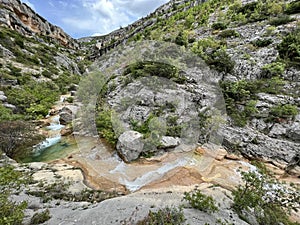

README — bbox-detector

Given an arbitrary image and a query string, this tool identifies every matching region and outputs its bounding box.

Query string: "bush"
[251,38,273,47]
[218,29,240,38]
[269,15,295,26]
[277,29,300,67]
[232,169,300,225]
[206,49,235,74]
[136,206,186,225]
[212,22,227,30]
[269,104,298,120]
[175,31,188,47]
[261,62,286,78]
[123,61,186,84]
[30,209,51,225]
[96,108,117,146]
[183,189,218,213]
[285,1,300,14]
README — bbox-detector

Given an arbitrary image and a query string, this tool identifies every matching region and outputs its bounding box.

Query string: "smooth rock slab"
[117,130,144,162]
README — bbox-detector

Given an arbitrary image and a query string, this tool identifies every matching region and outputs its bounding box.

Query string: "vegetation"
[269,15,294,26]
[183,189,218,213]
[251,38,273,48]
[0,165,30,225]
[218,29,240,38]
[232,167,300,225]
[30,209,51,225]
[277,29,300,67]
[136,207,186,225]
[0,120,43,160]
[123,61,186,84]
[269,104,298,121]
[261,62,286,78]
[285,1,300,14]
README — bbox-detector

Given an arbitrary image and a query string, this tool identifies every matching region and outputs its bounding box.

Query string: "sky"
[20,0,169,39]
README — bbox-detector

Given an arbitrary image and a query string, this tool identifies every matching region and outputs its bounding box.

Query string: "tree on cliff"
[0,120,43,160]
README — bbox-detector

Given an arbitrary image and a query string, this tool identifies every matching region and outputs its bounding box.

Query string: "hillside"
[0,0,299,224]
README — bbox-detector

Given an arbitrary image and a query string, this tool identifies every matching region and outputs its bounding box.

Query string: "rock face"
[0,0,78,48]
[116,130,144,162]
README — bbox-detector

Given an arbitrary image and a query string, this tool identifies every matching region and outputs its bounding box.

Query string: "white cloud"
[60,0,168,37]
[20,0,36,11]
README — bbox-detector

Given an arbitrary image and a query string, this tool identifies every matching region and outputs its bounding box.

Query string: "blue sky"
[20,0,169,39]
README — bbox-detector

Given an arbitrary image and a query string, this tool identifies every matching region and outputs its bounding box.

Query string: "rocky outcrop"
[0,0,78,48]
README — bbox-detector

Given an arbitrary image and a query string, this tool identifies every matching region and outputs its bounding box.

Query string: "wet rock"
[159,136,180,148]
[116,130,144,162]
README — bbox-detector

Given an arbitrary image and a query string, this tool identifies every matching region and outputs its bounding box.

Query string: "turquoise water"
[20,136,78,163]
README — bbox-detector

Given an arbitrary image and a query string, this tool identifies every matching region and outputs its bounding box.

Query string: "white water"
[110,157,189,191]
[34,115,65,152]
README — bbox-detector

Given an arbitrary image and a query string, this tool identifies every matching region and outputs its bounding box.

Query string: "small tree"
[0,120,43,160]
[232,168,300,225]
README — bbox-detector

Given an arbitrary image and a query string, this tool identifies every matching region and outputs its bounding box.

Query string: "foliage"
[136,206,186,225]
[251,38,273,48]
[277,29,300,67]
[220,77,286,126]
[183,189,218,213]
[96,108,118,146]
[232,169,300,225]
[269,15,295,26]
[261,62,286,78]
[30,209,51,225]
[0,105,23,122]
[0,120,44,160]
[0,165,29,225]
[218,29,240,38]
[212,22,228,30]
[285,1,300,14]
[123,61,186,84]
[269,104,298,120]
[5,81,59,119]
[175,31,188,47]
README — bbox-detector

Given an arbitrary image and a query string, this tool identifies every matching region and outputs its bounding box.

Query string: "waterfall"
[34,115,65,152]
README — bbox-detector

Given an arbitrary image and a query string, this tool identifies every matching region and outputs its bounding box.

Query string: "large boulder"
[159,136,180,148]
[59,107,73,125]
[116,131,144,162]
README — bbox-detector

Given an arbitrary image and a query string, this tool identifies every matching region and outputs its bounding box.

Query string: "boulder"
[116,131,144,162]
[59,112,72,125]
[159,136,180,148]
[286,122,300,142]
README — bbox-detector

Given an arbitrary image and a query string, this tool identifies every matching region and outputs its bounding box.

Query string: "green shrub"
[30,209,51,225]
[261,62,286,78]
[269,15,295,26]
[251,38,273,47]
[269,104,298,120]
[277,29,300,67]
[218,29,240,38]
[206,49,235,74]
[136,206,186,225]
[212,22,228,30]
[123,61,186,84]
[175,31,188,47]
[285,1,300,14]
[232,170,300,225]
[183,189,218,213]
[96,108,117,145]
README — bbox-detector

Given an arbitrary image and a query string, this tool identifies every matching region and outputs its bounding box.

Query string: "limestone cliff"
[0,0,78,48]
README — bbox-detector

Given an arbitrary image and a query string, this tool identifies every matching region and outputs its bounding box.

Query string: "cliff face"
[0,0,78,48]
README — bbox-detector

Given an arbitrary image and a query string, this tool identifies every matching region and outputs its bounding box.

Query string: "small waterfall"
[34,115,65,152]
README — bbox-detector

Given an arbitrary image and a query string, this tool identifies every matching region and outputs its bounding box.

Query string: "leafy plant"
[261,62,286,78]
[218,29,240,38]
[285,1,300,14]
[277,29,300,67]
[96,108,118,145]
[183,189,218,213]
[269,104,298,120]
[30,209,51,225]
[269,15,295,26]
[136,206,186,225]
[212,22,227,30]
[232,169,300,225]
[251,38,273,48]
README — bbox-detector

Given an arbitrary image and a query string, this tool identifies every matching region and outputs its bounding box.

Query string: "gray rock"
[160,136,180,148]
[287,122,300,142]
[0,93,7,102]
[59,112,72,125]
[116,130,144,162]
[3,103,16,111]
